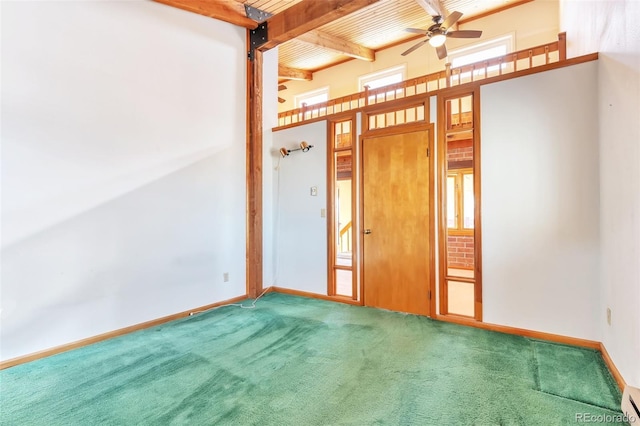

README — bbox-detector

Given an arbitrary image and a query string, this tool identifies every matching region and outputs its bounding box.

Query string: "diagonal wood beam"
[278,65,313,81]
[414,0,446,18]
[153,0,258,29]
[260,0,382,51]
[297,30,375,62]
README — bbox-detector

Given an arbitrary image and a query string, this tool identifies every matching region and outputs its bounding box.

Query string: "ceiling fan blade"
[446,30,483,39]
[441,11,463,30]
[401,39,429,56]
[405,28,428,34]
[436,44,447,60]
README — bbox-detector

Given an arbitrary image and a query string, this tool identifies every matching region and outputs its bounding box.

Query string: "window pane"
[451,45,507,68]
[447,280,474,317]
[336,178,353,263]
[447,176,456,228]
[295,87,329,108]
[335,269,352,297]
[334,121,351,148]
[463,173,474,229]
[365,73,403,89]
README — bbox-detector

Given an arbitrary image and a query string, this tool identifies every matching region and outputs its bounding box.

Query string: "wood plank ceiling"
[157,0,530,81]
[250,0,528,80]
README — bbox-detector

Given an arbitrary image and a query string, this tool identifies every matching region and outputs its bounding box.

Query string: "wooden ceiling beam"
[414,0,457,30]
[153,0,258,29]
[414,0,447,18]
[297,30,375,62]
[259,0,382,51]
[278,65,313,81]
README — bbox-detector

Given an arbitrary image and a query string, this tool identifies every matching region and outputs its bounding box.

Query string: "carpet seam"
[530,338,541,392]
[534,388,623,413]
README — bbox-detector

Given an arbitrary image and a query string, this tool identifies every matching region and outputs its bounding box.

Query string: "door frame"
[437,86,483,321]
[326,113,359,302]
[359,121,436,317]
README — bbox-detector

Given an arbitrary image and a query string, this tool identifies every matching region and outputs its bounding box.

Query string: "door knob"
[364,229,372,234]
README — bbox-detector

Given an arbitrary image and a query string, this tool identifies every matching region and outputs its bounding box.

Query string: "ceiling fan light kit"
[401,11,482,59]
[428,33,447,47]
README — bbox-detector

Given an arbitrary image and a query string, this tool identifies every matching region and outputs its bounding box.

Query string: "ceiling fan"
[401,11,482,60]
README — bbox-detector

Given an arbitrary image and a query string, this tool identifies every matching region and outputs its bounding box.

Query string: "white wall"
[263,48,280,289]
[279,0,559,112]
[1,1,247,360]
[481,61,600,340]
[560,0,640,387]
[270,122,328,294]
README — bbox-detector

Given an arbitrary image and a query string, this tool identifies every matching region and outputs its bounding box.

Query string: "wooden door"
[362,129,431,316]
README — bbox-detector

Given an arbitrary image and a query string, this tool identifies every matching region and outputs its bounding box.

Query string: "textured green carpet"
[1,293,624,425]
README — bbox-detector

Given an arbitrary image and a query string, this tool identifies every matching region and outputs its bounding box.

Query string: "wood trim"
[472,86,483,322]
[350,118,359,301]
[435,314,601,349]
[152,0,258,29]
[437,92,448,315]
[362,96,429,116]
[457,0,534,25]
[334,265,354,271]
[270,286,362,306]
[327,120,336,296]
[600,343,627,391]
[277,53,598,131]
[298,30,375,62]
[261,0,382,50]
[246,45,263,299]
[358,132,366,307]
[361,121,430,138]
[0,294,248,370]
[445,275,475,284]
[428,123,437,316]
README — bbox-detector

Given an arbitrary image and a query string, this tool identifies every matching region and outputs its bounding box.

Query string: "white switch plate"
[311,186,318,196]
[320,208,326,218]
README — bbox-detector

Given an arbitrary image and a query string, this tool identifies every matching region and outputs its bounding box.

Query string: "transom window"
[294,87,329,108]
[358,65,406,91]
[448,33,514,72]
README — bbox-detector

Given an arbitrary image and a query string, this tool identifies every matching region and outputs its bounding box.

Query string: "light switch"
[320,208,326,218]
[311,186,318,196]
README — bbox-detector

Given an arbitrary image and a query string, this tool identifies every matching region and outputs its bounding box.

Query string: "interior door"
[362,129,431,316]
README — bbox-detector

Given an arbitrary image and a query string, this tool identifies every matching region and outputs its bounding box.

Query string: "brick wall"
[447,141,474,269]
[447,235,474,269]
[447,146,473,162]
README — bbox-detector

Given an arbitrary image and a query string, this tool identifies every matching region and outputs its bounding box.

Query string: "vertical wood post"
[247,41,263,299]
[445,63,451,88]
[558,32,567,61]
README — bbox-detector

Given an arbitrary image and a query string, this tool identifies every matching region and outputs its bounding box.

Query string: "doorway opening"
[438,90,482,320]
[327,116,358,300]
[360,118,435,316]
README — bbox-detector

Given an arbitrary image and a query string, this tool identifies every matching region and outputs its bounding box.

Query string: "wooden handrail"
[339,221,352,238]
[277,33,567,127]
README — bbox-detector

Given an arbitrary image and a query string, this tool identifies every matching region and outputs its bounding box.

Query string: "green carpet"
[0,293,625,425]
